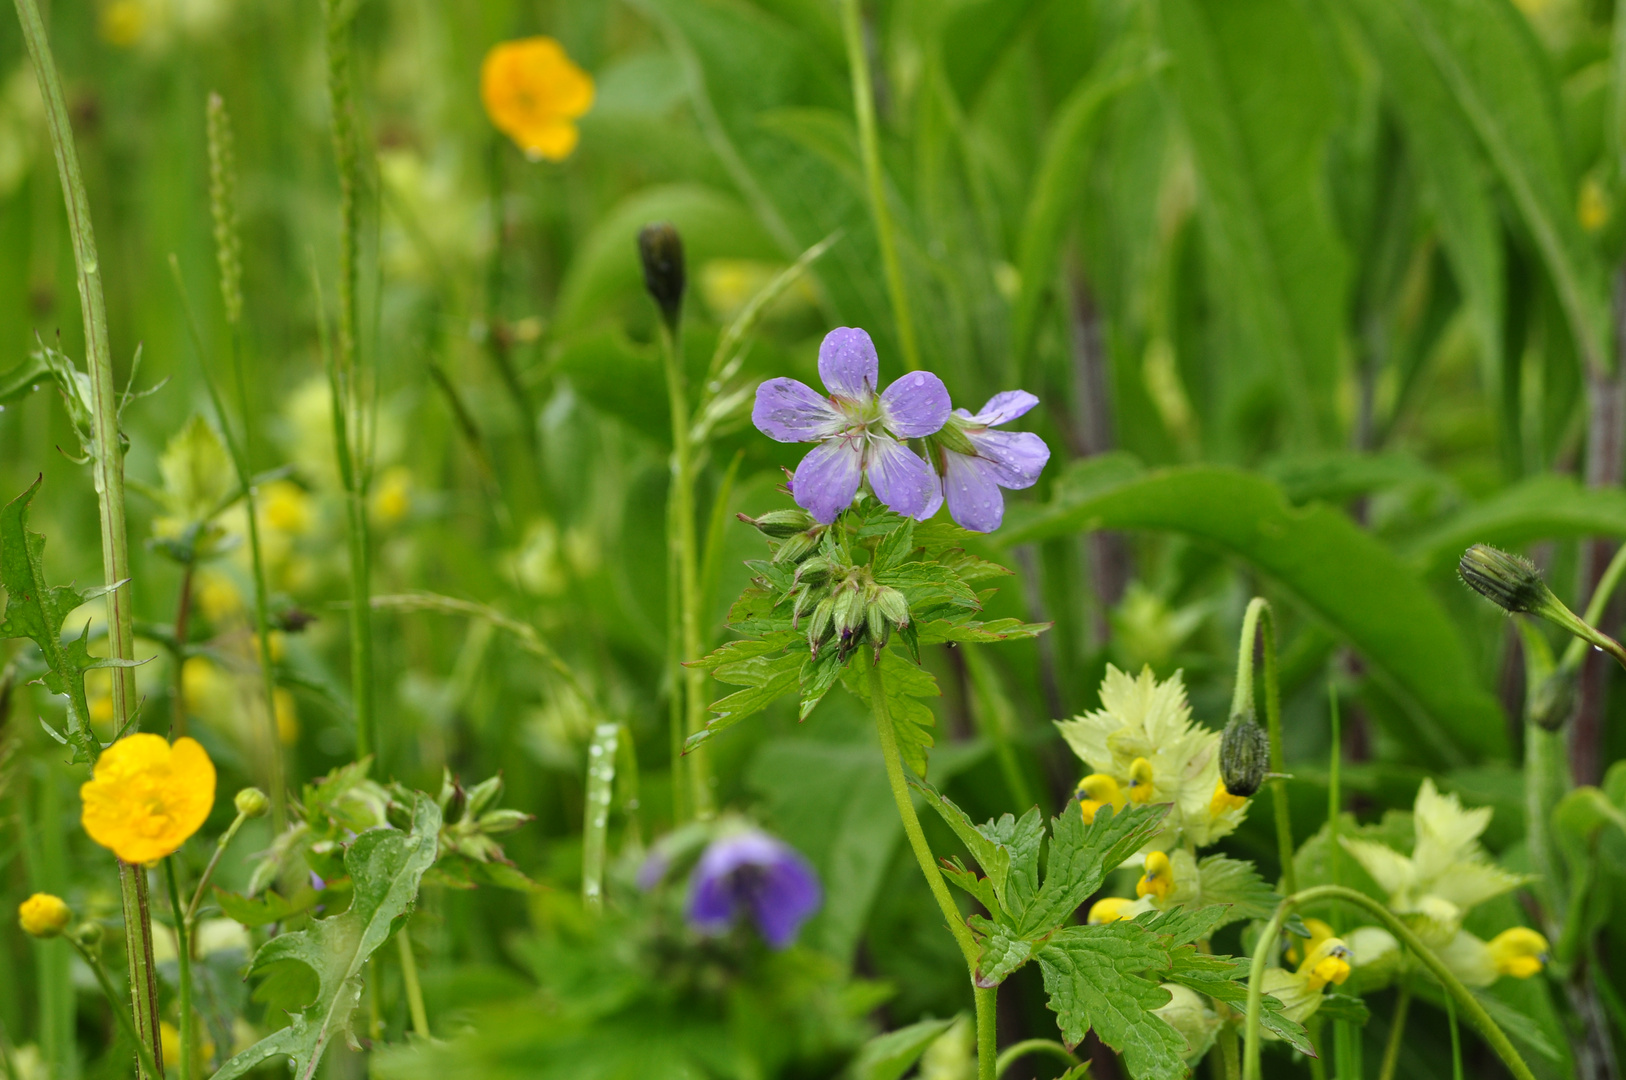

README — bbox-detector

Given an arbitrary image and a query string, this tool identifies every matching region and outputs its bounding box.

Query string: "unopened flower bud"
[465,774,504,818]
[1219,714,1269,798]
[832,587,866,653]
[794,556,833,588]
[1459,545,1553,616]
[477,808,532,834]
[1530,670,1576,732]
[71,920,105,952]
[807,596,837,655]
[739,509,816,539]
[637,222,686,332]
[18,893,70,938]
[235,787,270,819]
[874,586,909,629]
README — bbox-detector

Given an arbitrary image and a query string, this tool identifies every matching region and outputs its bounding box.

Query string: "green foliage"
[213,796,442,1080]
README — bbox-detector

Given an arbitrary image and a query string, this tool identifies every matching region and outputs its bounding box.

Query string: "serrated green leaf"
[912,780,1012,913]
[972,921,1033,988]
[1036,923,1188,1080]
[214,887,319,928]
[1017,803,1168,937]
[874,563,980,611]
[686,653,802,751]
[846,1016,959,1080]
[798,649,845,720]
[942,860,1002,916]
[1163,941,1314,1055]
[214,797,442,1080]
[1193,854,1279,929]
[1317,993,1371,1025]
[687,633,798,673]
[872,518,915,572]
[977,808,1046,917]
[916,617,1051,645]
[0,477,102,762]
[844,650,939,776]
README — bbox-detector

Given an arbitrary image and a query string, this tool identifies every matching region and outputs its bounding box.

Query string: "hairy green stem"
[839,0,920,372]
[12,0,163,1070]
[870,660,996,1080]
[1242,885,1534,1080]
[993,1038,1078,1076]
[1232,598,1295,894]
[185,808,249,924]
[323,0,376,768]
[74,938,163,1080]
[660,322,712,817]
[163,859,194,1080]
[1376,988,1411,1080]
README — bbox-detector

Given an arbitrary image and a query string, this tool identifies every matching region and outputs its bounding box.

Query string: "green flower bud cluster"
[791,557,910,663]
[433,771,533,864]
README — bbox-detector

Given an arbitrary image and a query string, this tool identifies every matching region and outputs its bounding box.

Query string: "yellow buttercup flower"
[1075,773,1126,824]
[18,893,71,938]
[1126,757,1155,804]
[481,37,594,162]
[81,735,216,864]
[1137,851,1174,900]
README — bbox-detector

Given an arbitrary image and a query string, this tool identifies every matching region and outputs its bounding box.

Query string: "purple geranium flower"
[687,830,822,949]
[753,327,950,523]
[923,390,1051,533]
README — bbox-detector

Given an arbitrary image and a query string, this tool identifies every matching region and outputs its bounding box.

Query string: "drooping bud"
[1219,714,1269,797]
[18,893,71,938]
[234,787,270,819]
[1458,545,1553,616]
[637,222,686,333]
[464,774,504,818]
[793,556,834,588]
[739,509,816,540]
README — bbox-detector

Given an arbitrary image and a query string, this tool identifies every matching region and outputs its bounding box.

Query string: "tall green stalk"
[205,94,288,829]
[1242,885,1535,1080]
[163,860,194,1080]
[839,0,920,372]
[1231,598,1295,894]
[324,0,377,767]
[10,0,163,1070]
[870,660,997,1080]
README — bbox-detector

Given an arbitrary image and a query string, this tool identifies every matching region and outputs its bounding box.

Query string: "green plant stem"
[323,0,375,769]
[11,0,163,1070]
[659,321,712,818]
[582,721,619,912]
[185,808,250,924]
[1232,598,1295,894]
[163,859,194,1080]
[397,925,430,1039]
[993,1038,1078,1076]
[839,0,920,372]
[869,659,996,1080]
[1242,885,1535,1080]
[74,939,164,1080]
[171,561,194,735]
[1376,988,1411,1080]
[1216,1024,1241,1080]
[1446,994,1464,1080]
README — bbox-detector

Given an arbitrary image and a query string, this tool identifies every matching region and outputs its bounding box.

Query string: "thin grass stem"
[163,859,194,1080]
[397,926,430,1039]
[1376,988,1410,1080]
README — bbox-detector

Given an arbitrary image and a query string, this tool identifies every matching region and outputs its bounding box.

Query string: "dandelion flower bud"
[18,893,71,938]
[1458,545,1553,615]
[235,787,270,819]
[1219,714,1269,797]
[1137,851,1174,900]
[637,222,686,333]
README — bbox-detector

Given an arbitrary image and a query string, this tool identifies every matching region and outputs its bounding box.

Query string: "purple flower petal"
[817,327,879,402]
[753,378,844,443]
[943,450,1007,533]
[748,851,822,948]
[970,390,1040,426]
[866,435,940,520]
[967,429,1050,490]
[879,370,951,439]
[686,831,823,948]
[793,436,864,523]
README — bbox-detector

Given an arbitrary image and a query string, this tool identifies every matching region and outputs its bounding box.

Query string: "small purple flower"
[923,390,1051,533]
[687,830,822,949]
[753,327,950,523]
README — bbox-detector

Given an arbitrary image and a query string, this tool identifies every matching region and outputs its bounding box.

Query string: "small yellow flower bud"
[1137,851,1174,900]
[234,787,270,819]
[1075,773,1127,824]
[1488,927,1549,979]
[1126,757,1155,804]
[1087,897,1136,925]
[18,893,71,938]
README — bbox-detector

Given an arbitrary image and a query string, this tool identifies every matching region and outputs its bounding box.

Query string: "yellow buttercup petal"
[81,735,217,864]
[481,37,595,162]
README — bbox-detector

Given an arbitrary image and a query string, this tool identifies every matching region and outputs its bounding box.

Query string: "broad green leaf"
[1003,460,1507,762]
[1394,0,1608,374]
[916,617,1051,646]
[846,1016,959,1080]
[842,650,939,776]
[971,919,1033,988]
[1192,854,1278,928]
[214,797,442,1080]
[1316,994,1371,1025]
[1036,923,1188,1079]
[1017,803,1168,937]
[1154,0,1351,446]
[214,887,318,928]
[0,477,130,763]
[911,780,1013,912]
[1404,474,1626,576]
[977,807,1047,919]
[687,649,803,751]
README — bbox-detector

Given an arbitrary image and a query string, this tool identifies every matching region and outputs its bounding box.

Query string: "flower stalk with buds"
[1459,544,1626,670]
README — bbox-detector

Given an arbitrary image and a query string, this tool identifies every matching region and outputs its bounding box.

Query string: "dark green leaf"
[843,650,939,776]
[973,922,1034,988]
[1036,923,1187,1079]
[1193,855,1279,929]
[911,780,1013,914]
[1017,804,1168,937]
[214,888,318,928]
